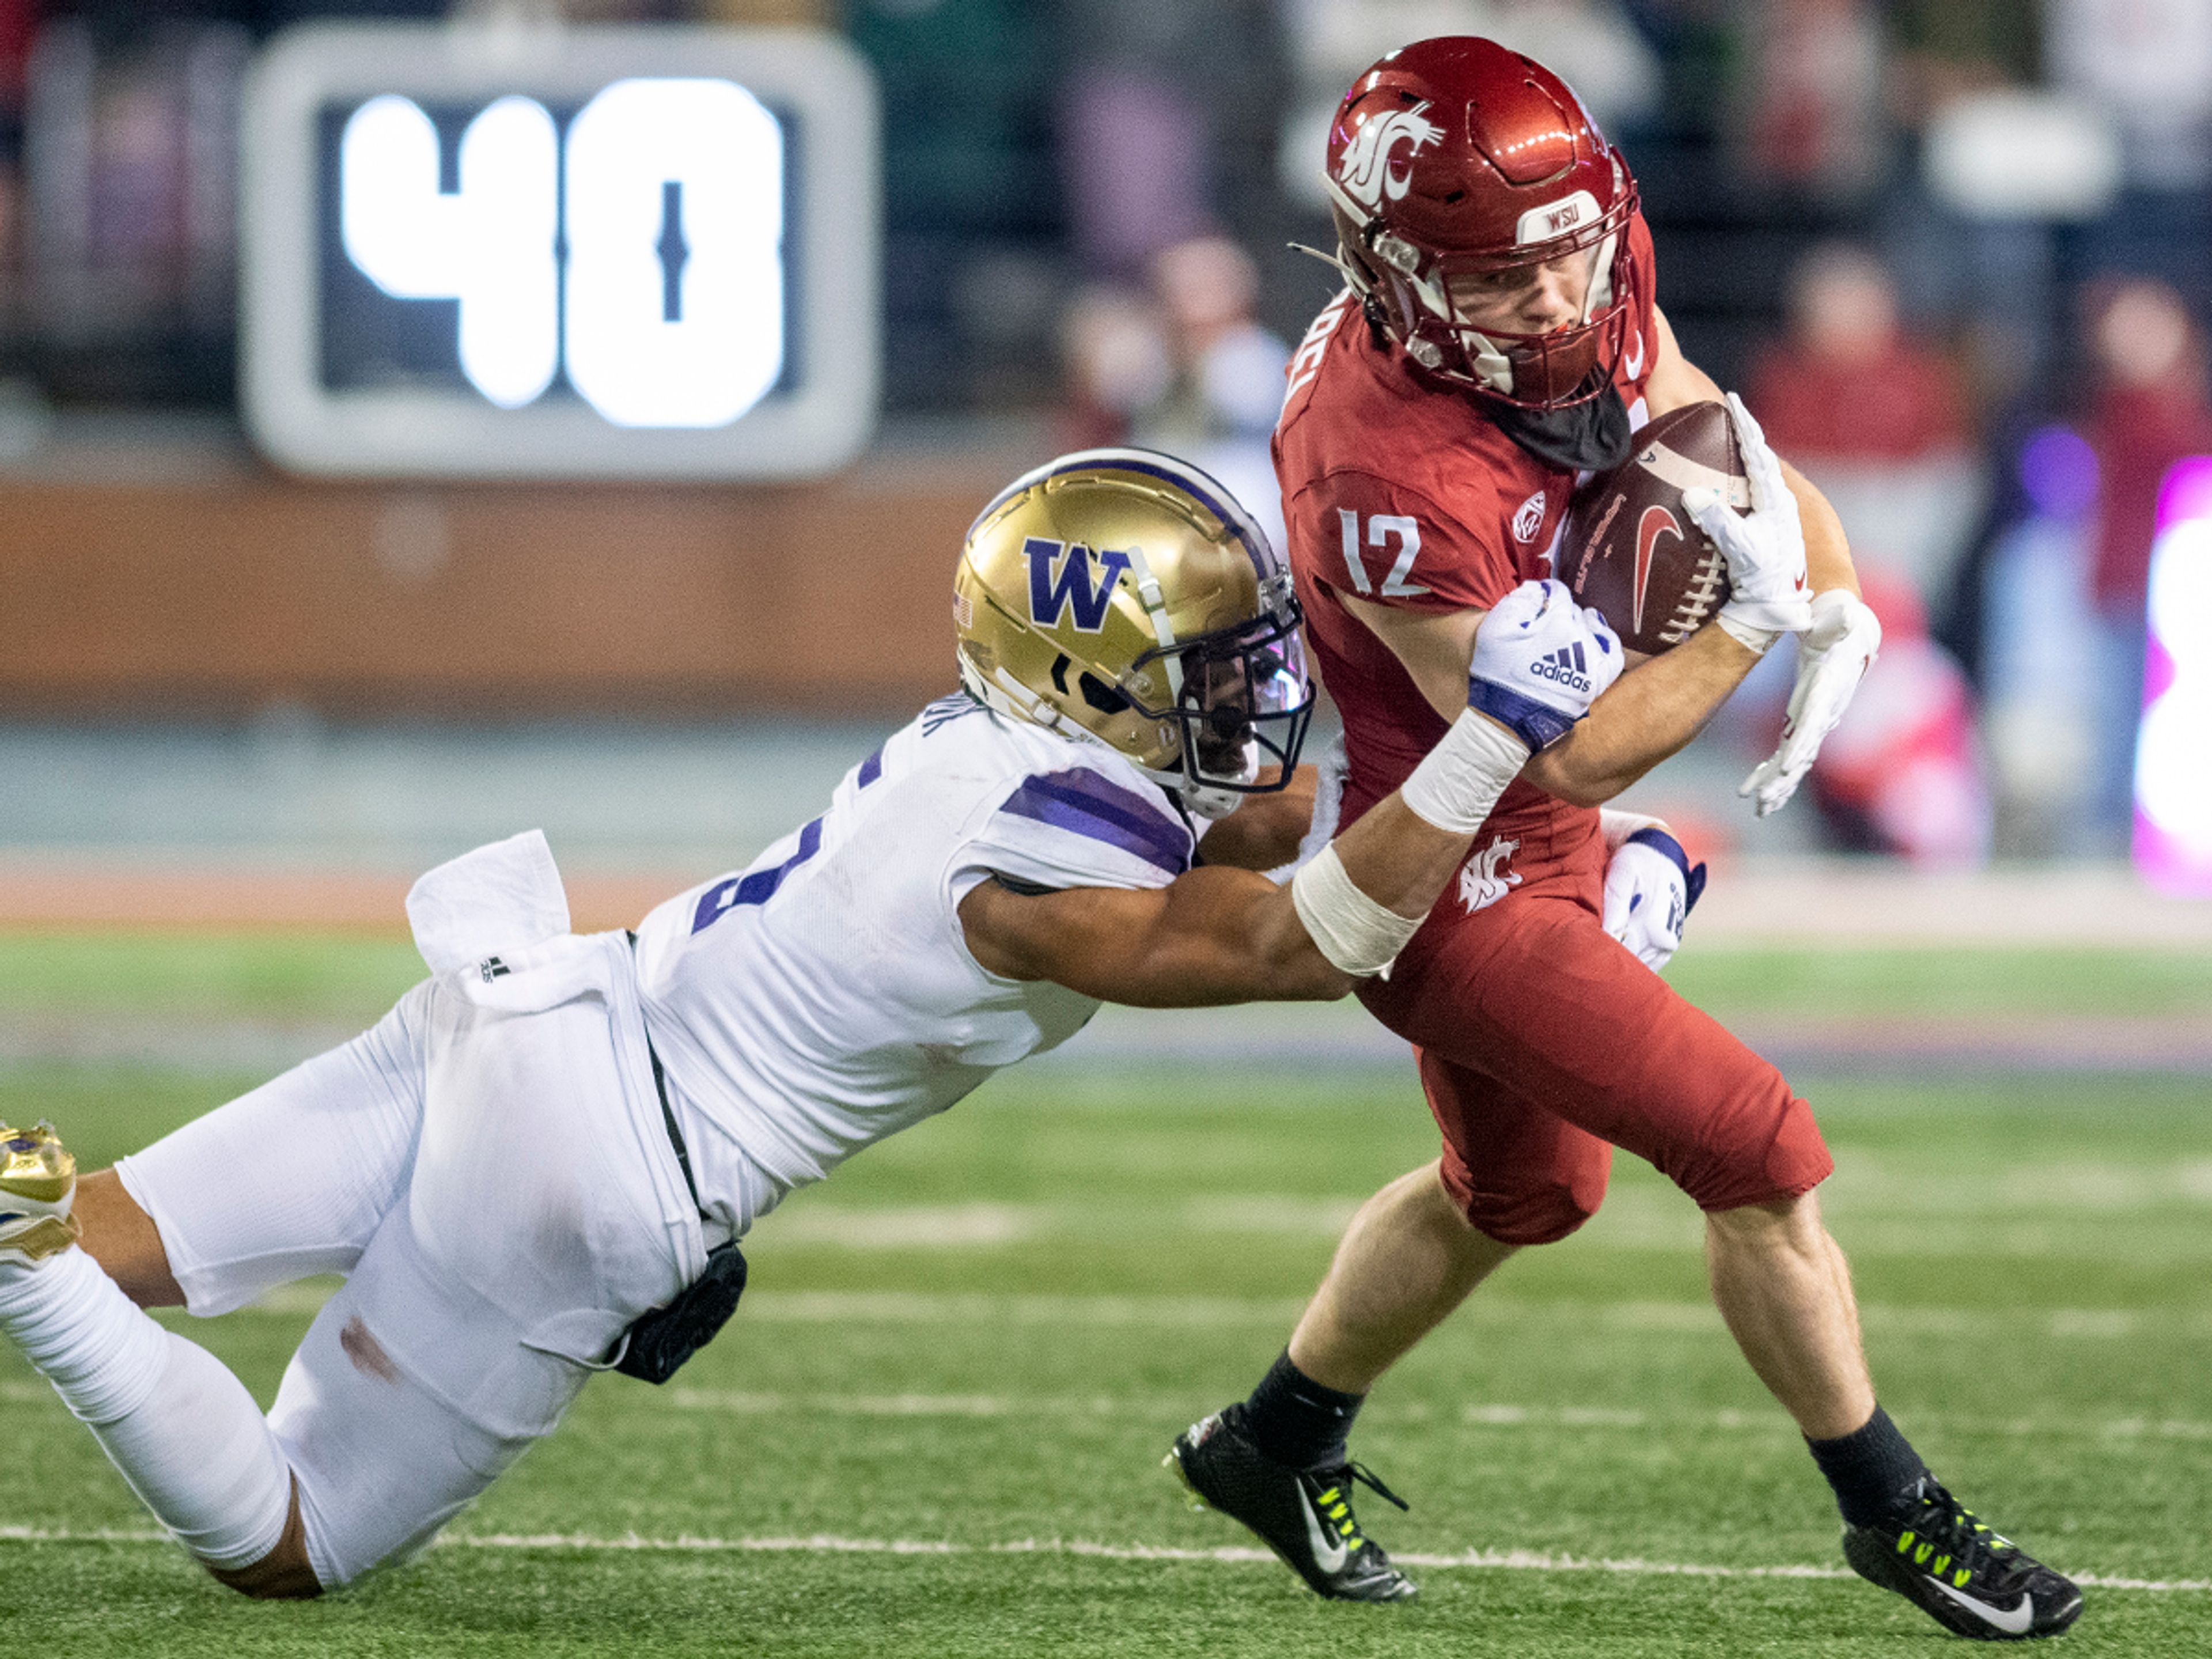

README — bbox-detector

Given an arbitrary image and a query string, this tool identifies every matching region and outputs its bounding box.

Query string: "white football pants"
[116,933,703,1587]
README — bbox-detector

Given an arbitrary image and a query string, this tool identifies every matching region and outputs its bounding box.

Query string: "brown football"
[1554,400,1747,656]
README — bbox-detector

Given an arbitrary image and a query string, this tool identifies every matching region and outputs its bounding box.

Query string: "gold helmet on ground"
[953,448,1313,816]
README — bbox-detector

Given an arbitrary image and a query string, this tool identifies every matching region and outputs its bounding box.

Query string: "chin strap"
[1180,784,1244,823]
[1289,240,1361,286]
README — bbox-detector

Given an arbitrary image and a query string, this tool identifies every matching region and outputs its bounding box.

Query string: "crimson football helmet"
[1323,36,1641,409]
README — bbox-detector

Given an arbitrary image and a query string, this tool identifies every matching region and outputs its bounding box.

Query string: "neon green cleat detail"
[1843,1476,2082,1640]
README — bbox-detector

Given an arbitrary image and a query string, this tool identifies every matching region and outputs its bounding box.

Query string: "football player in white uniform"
[0,449,1623,1600]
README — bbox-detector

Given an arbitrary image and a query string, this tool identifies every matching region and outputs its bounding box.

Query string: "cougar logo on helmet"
[1336,103,1445,211]
[1321,38,1643,411]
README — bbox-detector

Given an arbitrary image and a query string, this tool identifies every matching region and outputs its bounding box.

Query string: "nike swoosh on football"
[1926,1577,2034,1635]
[1633,506,1680,634]
[1300,1489,1350,1574]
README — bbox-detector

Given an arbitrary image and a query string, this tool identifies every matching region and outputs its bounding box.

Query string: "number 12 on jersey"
[1337,510,1430,598]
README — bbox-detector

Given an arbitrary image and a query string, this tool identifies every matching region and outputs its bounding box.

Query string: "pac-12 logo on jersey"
[1025,536,1131,631]
[1336,103,1445,209]
[1512,491,1547,543]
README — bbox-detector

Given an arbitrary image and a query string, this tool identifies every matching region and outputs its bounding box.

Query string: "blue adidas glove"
[1466,579,1623,750]
[1603,826,1707,972]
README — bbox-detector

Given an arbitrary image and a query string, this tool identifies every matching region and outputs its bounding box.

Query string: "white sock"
[1,1249,293,1570]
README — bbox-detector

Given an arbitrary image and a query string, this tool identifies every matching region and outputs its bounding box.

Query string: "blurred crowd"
[3,1,2211,864]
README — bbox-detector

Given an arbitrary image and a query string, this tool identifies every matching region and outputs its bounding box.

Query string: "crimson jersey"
[1274,214,1659,870]
[1268,218,1832,1238]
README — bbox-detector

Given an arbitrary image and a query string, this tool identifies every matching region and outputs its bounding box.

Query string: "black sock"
[1241,1350,1365,1472]
[1806,1405,1931,1528]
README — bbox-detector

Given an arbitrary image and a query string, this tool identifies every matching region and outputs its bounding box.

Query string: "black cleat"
[1166,1403,1418,1602]
[1842,1476,2083,1640]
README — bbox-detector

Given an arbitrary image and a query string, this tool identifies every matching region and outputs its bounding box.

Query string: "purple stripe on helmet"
[1071,453,1272,579]
[964,448,1275,581]
[998,768,1191,875]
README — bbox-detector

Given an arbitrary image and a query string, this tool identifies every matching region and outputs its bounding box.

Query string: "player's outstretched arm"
[961,582,1619,1007]
[1191,764,1320,873]
[961,791,1465,1007]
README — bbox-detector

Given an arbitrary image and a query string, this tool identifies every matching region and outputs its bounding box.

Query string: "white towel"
[404,828,572,978]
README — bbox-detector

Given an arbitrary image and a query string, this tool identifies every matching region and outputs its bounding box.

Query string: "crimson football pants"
[1358,858,1832,1245]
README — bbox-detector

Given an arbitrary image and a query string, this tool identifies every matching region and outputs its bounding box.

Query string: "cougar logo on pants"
[1459,836,1522,913]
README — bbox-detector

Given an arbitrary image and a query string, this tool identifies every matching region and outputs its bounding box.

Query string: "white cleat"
[0,1123,81,1267]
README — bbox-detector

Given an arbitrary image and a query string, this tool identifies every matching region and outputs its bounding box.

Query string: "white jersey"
[631,694,1198,1238]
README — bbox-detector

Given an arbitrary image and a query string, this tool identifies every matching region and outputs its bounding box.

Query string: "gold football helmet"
[953,448,1312,816]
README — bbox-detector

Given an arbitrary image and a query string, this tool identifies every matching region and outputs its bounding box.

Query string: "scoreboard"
[241,25,880,479]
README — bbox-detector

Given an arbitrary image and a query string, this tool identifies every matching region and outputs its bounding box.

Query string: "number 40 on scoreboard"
[243,25,880,480]
[343,80,784,428]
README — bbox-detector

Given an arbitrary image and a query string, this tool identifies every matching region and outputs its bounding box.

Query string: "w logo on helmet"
[1336,101,1445,210]
[1025,536,1131,632]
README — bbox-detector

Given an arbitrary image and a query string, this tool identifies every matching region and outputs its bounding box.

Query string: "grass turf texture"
[3,934,2210,1656]
[5,930,2212,1022]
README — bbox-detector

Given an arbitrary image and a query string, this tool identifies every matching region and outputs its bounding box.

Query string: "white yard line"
[704,1290,2212,1342]
[170,1282,2212,1342]
[13,1373,2211,1444]
[1,1523,2203,1592]
[650,1388,2212,1445]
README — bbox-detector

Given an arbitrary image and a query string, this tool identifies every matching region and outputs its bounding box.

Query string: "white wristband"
[1714,612,1782,655]
[1398,709,1531,835]
[1290,844,1422,978]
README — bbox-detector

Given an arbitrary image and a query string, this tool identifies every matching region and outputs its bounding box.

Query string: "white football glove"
[1740,587,1883,817]
[1466,578,1623,750]
[1683,392,1813,642]
[1601,820,1706,972]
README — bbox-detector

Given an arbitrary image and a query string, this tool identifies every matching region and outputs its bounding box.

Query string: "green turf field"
[3,934,2210,1656]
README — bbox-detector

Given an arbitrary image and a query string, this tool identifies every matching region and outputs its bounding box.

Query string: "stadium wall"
[0,455,1024,718]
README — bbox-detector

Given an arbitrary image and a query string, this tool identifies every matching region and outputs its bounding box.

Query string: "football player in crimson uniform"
[1168,39,2081,1641]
